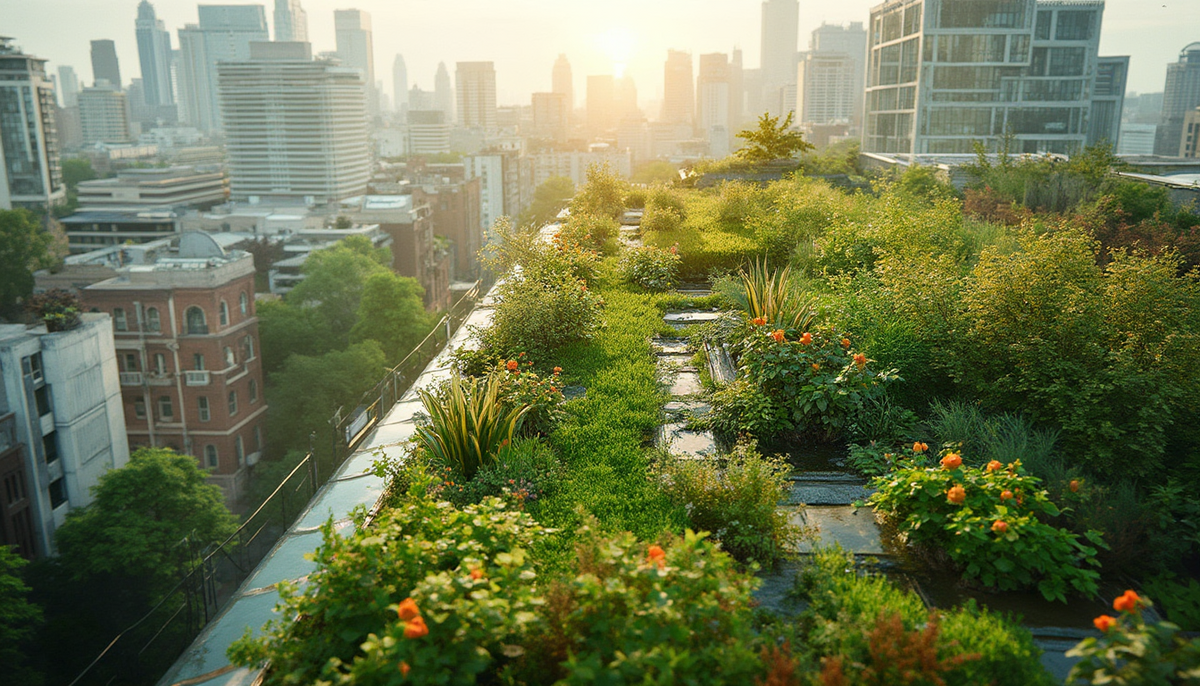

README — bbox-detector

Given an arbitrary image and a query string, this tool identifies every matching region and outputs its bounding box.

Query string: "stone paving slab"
[657,422,719,458]
[785,477,874,506]
[666,370,702,396]
[793,506,885,555]
[652,338,691,355]
[663,311,721,328]
[664,400,710,415]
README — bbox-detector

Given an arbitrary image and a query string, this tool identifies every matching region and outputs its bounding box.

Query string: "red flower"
[1093,615,1118,632]
[396,597,420,621]
[1113,590,1141,613]
[470,568,484,580]
[811,363,820,372]
[941,453,962,470]
[771,330,786,343]
[913,442,928,453]
[648,545,666,568]
[1000,490,1014,501]
[751,316,767,327]
[404,616,429,639]
[841,338,851,349]
[947,485,966,505]
[852,353,867,368]
[992,520,1008,534]
[399,661,411,678]
[986,460,1002,472]
[505,360,519,372]
[1069,479,1080,493]
[553,366,563,374]
[799,332,813,345]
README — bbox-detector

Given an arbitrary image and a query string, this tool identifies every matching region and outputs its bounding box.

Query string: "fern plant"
[730,258,817,331]
[416,374,530,481]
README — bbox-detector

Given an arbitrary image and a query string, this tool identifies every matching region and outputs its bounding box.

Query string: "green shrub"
[925,400,1061,476]
[869,450,1104,602]
[559,212,619,255]
[416,374,529,481]
[433,437,564,509]
[569,163,627,220]
[708,377,788,439]
[1067,592,1200,685]
[488,358,566,437]
[641,202,684,233]
[847,393,920,445]
[620,244,681,291]
[729,259,818,331]
[1143,577,1200,632]
[482,260,605,359]
[652,441,802,566]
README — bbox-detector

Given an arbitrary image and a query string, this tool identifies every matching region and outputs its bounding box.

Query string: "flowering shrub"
[1068,591,1200,685]
[869,450,1105,602]
[488,358,565,437]
[27,289,81,331]
[652,441,802,566]
[432,437,563,509]
[620,244,681,291]
[558,212,619,255]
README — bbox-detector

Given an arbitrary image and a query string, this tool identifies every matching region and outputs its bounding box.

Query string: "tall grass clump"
[720,258,817,331]
[416,374,529,480]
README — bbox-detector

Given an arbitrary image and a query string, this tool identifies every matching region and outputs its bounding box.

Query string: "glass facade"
[0,46,62,208]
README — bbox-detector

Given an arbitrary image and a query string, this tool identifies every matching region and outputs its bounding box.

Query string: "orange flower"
[648,544,666,568]
[947,485,966,505]
[811,363,821,372]
[941,453,962,470]
[1000,490,1014,501]
[553,366,563,374]
[771,330,786,343]
[853,353,867,368]
[470,568,484,580]
[800,332,813,345]
[506,360,519,372]
[1113,590,1141,613]
[992,520,1008,534]
[841,338,851,349]
[404,616,429,639]
[396,597,420,621]
[399,661,411,678]
[986,460,1002,472]
[1069,479,1080,493]
[913,442,928,453]
[751,316,767,326]
[1093,615,1118,632]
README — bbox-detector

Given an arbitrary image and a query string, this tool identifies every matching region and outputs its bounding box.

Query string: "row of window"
[112,293,250,334]
[202,426,262,470]
[120,337,256,375]
[133,382,258,422]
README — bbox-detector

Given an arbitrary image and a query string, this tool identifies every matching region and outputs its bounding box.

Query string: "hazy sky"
[3,0,1198,109]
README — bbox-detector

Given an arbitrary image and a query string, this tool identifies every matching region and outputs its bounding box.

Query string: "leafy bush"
[641,187,686,234]
[559,212,619,256]
[925,400,1060,475]
[620,244,680,291]
[569,163,627,220]
[1144,577,1200,632]
[26,288,80,331]
[652,441,801,566]
[433,437,564,509]
[869,450,1104,602]
[416,373,529,481]
[1068,591,1200,685]
[488,358,566,437]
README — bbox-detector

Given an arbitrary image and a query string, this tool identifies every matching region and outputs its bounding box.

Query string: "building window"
[146,307,161,331]
[249,379,258,403]
[239,292,249,316]
[235,435,245,466]
[198,396,210,422]
[186,306,207,334]
[49,478,68,508]
[21,353,43,382]
[205,444,218,469]
[253,425,262,452]
[228,391,238,416]
[224,346,236,368]
[193,353,205,370]
[123,353,139,372]
[42,432,59,464]
[134,398,146,419]
[34,386,51,417]
[113,308,128,331]
[219,301,229,327]
[158,395,173,420]
[153,353,167,375]
[243,335,255,360]
[1055,10,1094,41]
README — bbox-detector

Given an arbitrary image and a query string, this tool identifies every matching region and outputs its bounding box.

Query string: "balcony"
[147,373,174,386]
[119,372,144,386]
[184,370,211,387]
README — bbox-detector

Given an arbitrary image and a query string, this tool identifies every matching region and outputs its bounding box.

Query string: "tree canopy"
[350,272,435,365]
[284,236,393,350]
[632,161,680,185]
[519,176,575,228]
[568,163,628,220]
[734,112,814,164]
[0,209,57,318]
[0,545,42,685]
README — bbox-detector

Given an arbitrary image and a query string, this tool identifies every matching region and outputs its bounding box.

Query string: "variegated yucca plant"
[416,374,529,481]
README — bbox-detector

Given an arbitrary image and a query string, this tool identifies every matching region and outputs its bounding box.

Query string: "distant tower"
[135,1,174,106]
[335,8,377,115]
[434,61,454,121]
[586,74,615,135]
[760,0,799,114]
[456,62,497,128]
[697,53,733,156]
[553,54,574,110]
[1156,43,1200,156]
[57,65,80,107]
[393,54,409,115]
[662,50,694,126]
[177,5,269,131]
[273,0,309,42]
[90,39,122,87]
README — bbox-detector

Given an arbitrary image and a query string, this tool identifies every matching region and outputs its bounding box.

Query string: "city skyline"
[4,0,1196,111]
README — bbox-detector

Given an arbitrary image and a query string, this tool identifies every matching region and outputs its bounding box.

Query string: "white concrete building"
[79,83,134,145]
[457,62,498,129]
[0,38,65,211]
[530,149,633,188]
[334,9,377,116]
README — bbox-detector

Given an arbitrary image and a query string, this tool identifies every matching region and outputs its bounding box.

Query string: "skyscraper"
[135,1,174,107]
[806,22,867,127]
[57,65,80,107]
[393,54,408,115]
[1155,43,1200,157]
[335,9,376,115]
[274,0,308,42]
[0,38,64,210]
[698,53,732,156]
[760,0,799,112]
[553,54,574,111]
[79,83,133,145]
[456,62,497,128]
[532,92,570,141]
[662,50,694,126]
[177,5,269,131]
[1090,56,1129,148]
[219,41,370,203]
[435,61,454,121]
[90,39,122,87]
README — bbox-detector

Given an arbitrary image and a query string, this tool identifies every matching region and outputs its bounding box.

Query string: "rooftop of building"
[83,233,254,291]
[0,313,110,347]
[78,166,225,187]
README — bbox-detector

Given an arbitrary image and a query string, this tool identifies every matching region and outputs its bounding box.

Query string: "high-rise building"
[393,54,409,115]
[698,53,732,156]
[274,0,308,42]
[82,232,266,503]
[0,38,64,210]
[0,315,130,558]
[553,54,575,111]
[57,65,80,107]
[177,5,269,132]
[90,39,122,88]
[466,148,530,231]
[218,41,370,204]
[456,62,497,128]
[797,51,857,125]
[730,48,745,129]
[435,61,454,121]
[1155,42,1200,157]
[760,0,799,112]
[807,22,867,127]
[587,74,616,135]
[79,83,133,145]
[335,9,376,115]
[1182,107,1200,157]
[863,0,1118,155]
[662,50,695,127]
[136,1,174,107]
[407,110,451,154]
[532,92,570,141]
[1089,56,1128,148]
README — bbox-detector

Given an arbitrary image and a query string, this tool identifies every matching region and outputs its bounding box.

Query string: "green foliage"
[652,441,801,566]
[1067,595,1200,685]
[431,437,564,509]
[631,160,680,185]
[734,111,814,163]
[924,400,1061,477]
[890,164,957,203]
[0,209,56,317]
[60,157,97,190]
[520,175,575,228]
[869,450,1103,602]
[642,193,761,281]
[800,139,862,176]
[620,244,681,291]
[416,373,529,481]
[348,271,436,365]
[558,211,619,255]
[569,163,628,220]
[285,235,393,350]
[490,360,566,437]
[1144,577,1200,632]
[256,298,338,374]
[731,259,817,331]
[25,288,81,331]
[0,546,42,686]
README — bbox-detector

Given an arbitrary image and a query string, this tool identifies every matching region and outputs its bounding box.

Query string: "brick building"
[81,232,265,503]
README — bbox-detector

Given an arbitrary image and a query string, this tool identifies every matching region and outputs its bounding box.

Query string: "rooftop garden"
[228,140,1200,684]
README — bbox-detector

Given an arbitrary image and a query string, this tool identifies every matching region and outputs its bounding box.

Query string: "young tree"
[0,545,42,685]
[569,163,628,220]
[286,236,392,349]
[0,209,57,317]
[734,112,814,164]
[349,272,436,365]
[632,160,681,185]
[519,176,575,228]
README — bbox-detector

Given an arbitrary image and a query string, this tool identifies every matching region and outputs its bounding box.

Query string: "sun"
[597,28,636,77]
